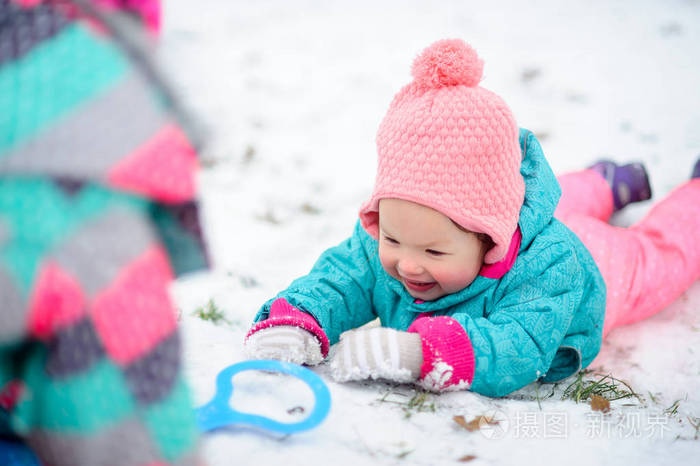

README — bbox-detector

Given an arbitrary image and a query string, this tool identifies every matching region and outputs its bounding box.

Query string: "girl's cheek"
[378,248,396,276]
[434,264,478,290]
[379,247,389,271]
[432,268,453,287]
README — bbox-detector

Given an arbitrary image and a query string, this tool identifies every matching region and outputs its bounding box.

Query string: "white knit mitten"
[329,327,423,383]
[244,325,324,366]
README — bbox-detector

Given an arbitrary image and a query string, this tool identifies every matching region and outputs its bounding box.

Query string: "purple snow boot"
[692,158,700,179]
[589,160,652,211]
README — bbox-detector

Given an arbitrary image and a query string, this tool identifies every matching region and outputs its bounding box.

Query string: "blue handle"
[195,360,331,435]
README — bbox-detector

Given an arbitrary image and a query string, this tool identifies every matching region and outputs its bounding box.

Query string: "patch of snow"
[418,360,472,392]
[418,360,454,392]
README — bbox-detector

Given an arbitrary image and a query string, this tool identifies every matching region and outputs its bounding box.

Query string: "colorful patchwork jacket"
[0,1,208,464]
[251,129,606,397]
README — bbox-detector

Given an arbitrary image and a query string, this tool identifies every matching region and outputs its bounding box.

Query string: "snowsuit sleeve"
[252,221,379,345]
[410,235,585,397]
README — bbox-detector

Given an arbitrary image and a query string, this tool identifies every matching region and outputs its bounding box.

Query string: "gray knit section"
[0,72,169,180]
[0,264,25,343]
[45,317,104,378]
[49,207,157,296]
[27,417,162,466]
[123,331,181,405]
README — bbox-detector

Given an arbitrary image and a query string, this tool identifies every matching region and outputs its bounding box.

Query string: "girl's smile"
[402,278,437,292]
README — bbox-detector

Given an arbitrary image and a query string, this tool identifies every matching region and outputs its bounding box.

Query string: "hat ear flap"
[359,208,380,239]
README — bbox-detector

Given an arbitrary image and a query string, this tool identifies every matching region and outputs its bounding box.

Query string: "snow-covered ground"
[159,1,700,464]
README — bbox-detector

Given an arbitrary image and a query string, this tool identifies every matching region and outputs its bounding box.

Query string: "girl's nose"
[397,257,424,276]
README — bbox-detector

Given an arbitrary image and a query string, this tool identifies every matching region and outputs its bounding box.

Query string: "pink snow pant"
[555,171,700,337]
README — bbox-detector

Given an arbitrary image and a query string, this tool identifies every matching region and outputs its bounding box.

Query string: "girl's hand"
[329,327,423,383]
[244,325,324,366]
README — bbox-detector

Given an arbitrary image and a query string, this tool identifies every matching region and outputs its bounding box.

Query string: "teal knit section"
[143,375,198,462]
[0,179,149,295]
[12,346,134,434]
[0,24,128,154]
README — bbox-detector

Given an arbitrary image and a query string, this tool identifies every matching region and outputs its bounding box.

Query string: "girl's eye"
[384,236,399,244]
[426,249,445,256]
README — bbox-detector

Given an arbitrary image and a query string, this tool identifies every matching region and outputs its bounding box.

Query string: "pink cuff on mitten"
[246,298,330,357]
[408,316,475,391]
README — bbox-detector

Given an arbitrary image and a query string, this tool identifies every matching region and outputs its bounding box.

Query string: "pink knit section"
[408,316,475,389]
[359,39,524,264]
[95,0,162,35]
[108,123,198,204]
[11,0,42,7]
[28,262,87,340]
[246,298,330,357]
[479,227,522,279]
[127,0,161,34]
[0,380,25,411]
[91,246,176,365]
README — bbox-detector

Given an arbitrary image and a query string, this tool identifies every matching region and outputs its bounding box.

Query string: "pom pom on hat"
[411,39,484,89]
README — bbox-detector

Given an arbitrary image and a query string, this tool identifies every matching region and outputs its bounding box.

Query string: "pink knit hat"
[359,39,525,264]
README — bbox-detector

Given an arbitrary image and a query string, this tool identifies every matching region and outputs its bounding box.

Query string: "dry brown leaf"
[453,415,497,432]
[300,202,321,215]
[590,395,611,412]
[458,454,477,462]
[453,415,469,429]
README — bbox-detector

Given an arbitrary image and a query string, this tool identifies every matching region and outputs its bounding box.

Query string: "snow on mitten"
[244,325,324,366]
[330,327,423,383]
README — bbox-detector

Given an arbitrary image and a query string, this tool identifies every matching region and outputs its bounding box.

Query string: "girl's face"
[378,198,488,301]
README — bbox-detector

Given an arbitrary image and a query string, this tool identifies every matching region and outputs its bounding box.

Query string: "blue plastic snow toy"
[196,360,331,435]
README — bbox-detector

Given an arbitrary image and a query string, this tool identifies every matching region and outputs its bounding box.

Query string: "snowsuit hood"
[517,130,562,250]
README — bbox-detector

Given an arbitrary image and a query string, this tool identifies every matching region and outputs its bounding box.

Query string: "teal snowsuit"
[255,129,606,397]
